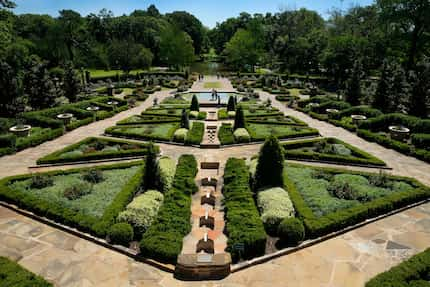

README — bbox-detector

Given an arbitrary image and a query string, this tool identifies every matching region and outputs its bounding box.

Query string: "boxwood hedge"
[0,257,52,287]
[366,248,430,287]
[37,137,157,165]
[223,158,267,262]
[0,161,145,239]
[185,121,204,145]
[282,138,386,166]
[284,163,430,239]
[139,155,197,263]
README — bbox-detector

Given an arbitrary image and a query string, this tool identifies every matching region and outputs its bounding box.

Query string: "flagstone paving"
[0,78,430,286]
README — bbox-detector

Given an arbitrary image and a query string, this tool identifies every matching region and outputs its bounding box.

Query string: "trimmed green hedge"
[358,113,430,134]
[140,155,197,263]
[224,158,267,262]
[366,248,430,287]
[185,121,204,145]
[37,137,157,165]
[284,163,430,239]
[282,138,386,166]
[0,161,145,238]
[105,123,179,142]
[218,123,235,145]
[332,106,383,120]
[0,257,52,287]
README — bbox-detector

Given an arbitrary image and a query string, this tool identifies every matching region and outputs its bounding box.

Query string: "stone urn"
[389,126,410,142]
[326,108,339,115]
[57,113,74,125]
[307,102,320,109]
[86,106,100,112]
[351,115,367,125]
[107,101,118,106]
[9,125,32,137]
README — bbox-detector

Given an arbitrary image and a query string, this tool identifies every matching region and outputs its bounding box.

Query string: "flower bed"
[185,121,204,145]
[223,158,266,262]
[366,248,430,287]
[0,257,52,287]
[0,161,145,238]
[37,137,156,165]
[218,123,235,145]
[284,163,430,238]
[282,137,386,166]
[140,155,197,263]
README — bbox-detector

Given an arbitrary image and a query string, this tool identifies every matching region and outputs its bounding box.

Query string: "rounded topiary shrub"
[233,128,250,143]
[173,128,188,143]
[108,223,134,246]
[189,111,199,119]
[228,111,236,118]
[82,169,104,183]
[277,218,305,246]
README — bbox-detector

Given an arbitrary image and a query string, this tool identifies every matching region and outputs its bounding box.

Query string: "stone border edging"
[0,201,175,274]
[230,198,430,273]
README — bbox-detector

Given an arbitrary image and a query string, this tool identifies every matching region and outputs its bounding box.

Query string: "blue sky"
[13,0,375,28]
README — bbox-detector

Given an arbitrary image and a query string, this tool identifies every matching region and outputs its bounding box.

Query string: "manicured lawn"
[0,257,52,287]
[87,69,145,78]
[203,82,222,88]
[106,123,179,141]
[247,123,318,141]
[9,166,140,218]
[37,137,154,165]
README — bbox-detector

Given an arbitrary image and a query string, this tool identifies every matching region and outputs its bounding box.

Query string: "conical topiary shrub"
[190,94,199,111]
[255,136,285,189]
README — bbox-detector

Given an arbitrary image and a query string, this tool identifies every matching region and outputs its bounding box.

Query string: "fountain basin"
[57,113,74,125]
[351,114,367,125]
[389,126,410,141]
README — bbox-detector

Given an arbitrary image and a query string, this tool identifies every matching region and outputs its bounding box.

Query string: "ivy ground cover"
[284,163,430,238]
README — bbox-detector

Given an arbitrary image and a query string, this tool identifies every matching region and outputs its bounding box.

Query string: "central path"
[0,77,430,286]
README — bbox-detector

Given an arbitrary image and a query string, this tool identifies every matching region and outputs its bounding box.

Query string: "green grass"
[288,89,302,97]
[203,82,222,89]
[106,123,179,141]
[247,123,318,141]
[0,257,52,286]
[9,166,140,218]
[87,69,145,78]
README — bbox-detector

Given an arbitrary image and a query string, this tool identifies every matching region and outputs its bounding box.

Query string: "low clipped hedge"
[185,121,204,145]
[282,138,386,166]
[412,133,430,149]
[218,123,235,145]
[366,248,430,287]
[105,123,179,142]
[0,161,145,239]
[0,257,52,287]
[357,129,430,163]
[358,113,430,134]
[37,137,156,165]
[224,158,267,262]
[332,106,383,120]
[140,155,197,263]
[284,164,430,239]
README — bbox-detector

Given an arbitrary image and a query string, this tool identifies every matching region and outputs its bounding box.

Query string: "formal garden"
[1,0,430,286]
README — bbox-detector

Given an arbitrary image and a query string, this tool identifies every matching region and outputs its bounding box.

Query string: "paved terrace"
[0,78,429,286]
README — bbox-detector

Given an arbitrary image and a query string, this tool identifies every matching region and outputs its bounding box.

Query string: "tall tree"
[159,26,195,68]
[62,62,81,103]
[58,10,84,62]
[255,136,285,190]
[24,59,58,109]
[0,61,24,117]
[224,29,263,72]
[408,58,430,117]
[167,11,205,54]
[0,0,15,8]
[377,0,430,69]
[344,59,364,106]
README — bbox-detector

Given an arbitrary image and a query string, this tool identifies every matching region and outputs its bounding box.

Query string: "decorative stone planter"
[307,102,319,109]
[57,113,74,125]
[326,108,339,114]
[9,125,32,137]
[351,114,367,125]
[86,106,100,112]
[107,101,118,106]
[389,126,410,142]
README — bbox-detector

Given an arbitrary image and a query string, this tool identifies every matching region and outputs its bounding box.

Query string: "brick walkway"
[0,79,430,286]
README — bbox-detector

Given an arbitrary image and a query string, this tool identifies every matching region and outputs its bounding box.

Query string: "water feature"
[182,92,241,104]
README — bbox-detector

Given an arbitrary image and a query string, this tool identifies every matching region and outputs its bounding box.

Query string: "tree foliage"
[255,136,285,190]
[62,62,81,103]
[233,106,245,130]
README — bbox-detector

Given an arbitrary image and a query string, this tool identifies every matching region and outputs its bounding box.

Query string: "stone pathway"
[191,75,234,91]
[1,77,430,286]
